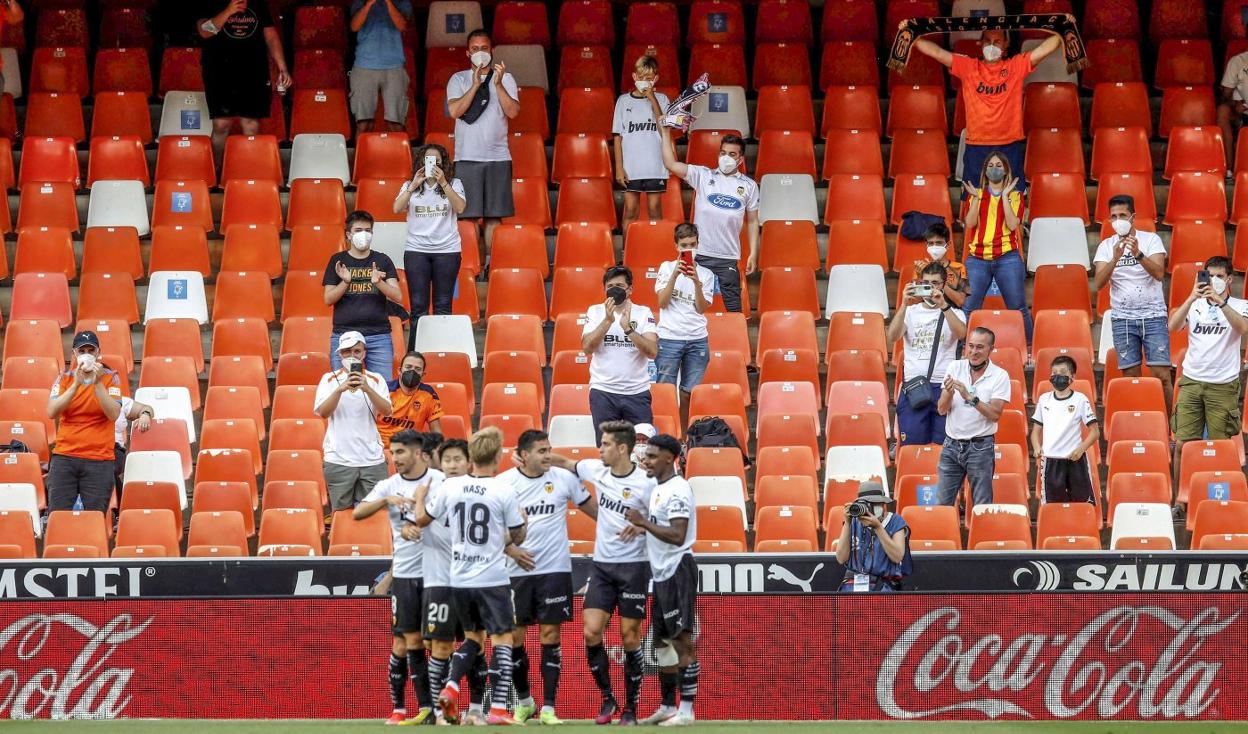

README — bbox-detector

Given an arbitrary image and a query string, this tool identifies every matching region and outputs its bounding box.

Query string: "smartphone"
[1197,270,1211,286]
[679,250,694,269]
[350,362,363,374]
[424,155,437,179]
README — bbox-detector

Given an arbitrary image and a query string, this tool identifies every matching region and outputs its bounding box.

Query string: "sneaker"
[487,709,520,726]
[437,687,459,724]
[465,711,489,726]
[513,702,536,724]
[639,707,677,726]
[618,710,638,726]
[594,698,619,725]
[399,708,435,726]
[539,710,564,726]
[657,714,694,727]
[386,711,408,726]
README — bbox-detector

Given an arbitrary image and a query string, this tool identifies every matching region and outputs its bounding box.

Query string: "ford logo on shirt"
[707,193,742,210]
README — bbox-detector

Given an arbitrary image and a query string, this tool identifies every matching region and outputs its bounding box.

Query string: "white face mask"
[634,79,653,92]
[350,230,372,250]
[470,50,491,69]
[1111,218,1132,237]
[872,505,885,520]
[632,443,648,463]
[717,154,738,175]
[982,44,1003,62]
[1211,276,1228,294]
[341,356,361,369]
[76,353,96,370]
[926,245,947,261]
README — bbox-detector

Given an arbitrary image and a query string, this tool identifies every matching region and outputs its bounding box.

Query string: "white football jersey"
[362,468,444,579]
[426,474,526,588]
[576,459,655,563]
[646,475,696,582]
[499,466,592,577]
[421,478,454,588]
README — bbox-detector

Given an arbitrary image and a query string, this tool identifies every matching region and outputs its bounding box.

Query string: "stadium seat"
[10,273,71,328]
[554,178,617,228]
[20,136,78,187]
[1164,171,1227,224]
[220,179,283,231]
[287,134,351,185]
[1,356,59,392]
[756,267,820,317]
[1032,309,1093,356]
[1025,172,1090,224]
[1178,440,1240,504]
[889,128,951,178]
[694,505,747,546]
[966,505,1033,549]
[1090,126,1152,180]
[1186,471,1248,531]
[822,86,881,134]
[1154,39,1214,90]
[2,318,64,366]
[1159,86,1216,138]
[85,179,150,236]
[825,219,888,271]
[138,355,201,409]
[13,226,74,280]
[887,86,947,136]
[44,510,109,557]
[328,509,392,556]
[120,481,185,540]
[0,510,36,556]
[754,43,813,89]
[1024,127,1085,180]
[1165,126,1226,179]
[1082,38,1143,89]
[25,93,84,141]
[87,135,150,186]
[152,180,213,232]
[1036,502,1101,548]
[154,136,216,186]
[501,178,554,228]
[290,89,351,140]
[95,47,153,95]
[687,43,748,89]
[1090,83,1152,136]
[550,133,612,182]
[221,135,282,184]
[754,505,819,548]
[294,4,347,52]
[557,0,613,46]
[258,508,322,556]
[145,271,209,324]
[212,270,277,323]
[1110,502,1177,549]
[352,133,412,184]
[825,264,888,317]
[555,44,613,91]
[1094,172,1157,224]
[211,318,274,370]
[821,130,883,181]
[15,182,79,233]
[187,512,248,557]
[901,505,962,550]
[115,509,179,557]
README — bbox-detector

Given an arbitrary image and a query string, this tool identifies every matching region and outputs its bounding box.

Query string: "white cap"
[337,331,366,352]
[633,423,657,440]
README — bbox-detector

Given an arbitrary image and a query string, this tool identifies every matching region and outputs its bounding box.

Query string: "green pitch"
[6,722,1247,732]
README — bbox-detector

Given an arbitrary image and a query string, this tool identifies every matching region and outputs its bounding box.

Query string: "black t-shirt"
[200,0,273,81]
[322,250,400,335]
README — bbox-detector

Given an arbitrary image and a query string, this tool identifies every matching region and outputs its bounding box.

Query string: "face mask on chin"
[717,154,738,175]
[350,231,372,250]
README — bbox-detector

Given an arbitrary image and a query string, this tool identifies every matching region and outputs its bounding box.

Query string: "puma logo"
[766,563,824,593]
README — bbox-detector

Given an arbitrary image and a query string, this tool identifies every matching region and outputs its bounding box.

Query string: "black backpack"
[683,416,749,467]
[0,440,29,454]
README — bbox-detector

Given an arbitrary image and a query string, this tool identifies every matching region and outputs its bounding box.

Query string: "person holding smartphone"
[315,331,394,512]
[582,267,659,441]
[393,143,467,348]
[654,223,715,429]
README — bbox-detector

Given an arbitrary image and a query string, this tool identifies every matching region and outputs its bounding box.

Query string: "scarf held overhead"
[887,14,1089,75]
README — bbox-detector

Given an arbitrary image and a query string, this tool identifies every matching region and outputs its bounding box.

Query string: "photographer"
[834,482,912,593]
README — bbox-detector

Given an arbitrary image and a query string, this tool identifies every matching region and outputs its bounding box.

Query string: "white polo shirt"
[942,359,1011,440]
[314,367,392,466]
[583,302,658,395]
[683,164,759,260]
[1183,297,1248,384]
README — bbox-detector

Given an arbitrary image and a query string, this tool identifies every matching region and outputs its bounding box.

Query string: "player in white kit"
[353,430,444,725]
[549,420,656,725]
[499,429,599,725]
[627,434,699,727]
[413,427,527,725]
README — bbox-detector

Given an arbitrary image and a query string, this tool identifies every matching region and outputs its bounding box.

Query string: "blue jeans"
[963,251,1032,343]
[655,337,709,395]
[896,383,946,446]
[330,331,394,380]
[936,435,996,507]
[1109,315,1171,369]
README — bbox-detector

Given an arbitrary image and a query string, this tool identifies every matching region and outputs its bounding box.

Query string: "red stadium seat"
[755,85,816,135]
[87,135,149,186]
[1149,0,1207,43]
[755,44,813,89]
[551,133,612,181]
[557,45,613,92]
[554,177,616,228]
[1164,125,1226,178]
[95,47,153,94]
[20,136,79,187]
[1163,171,1226,224]
[30,47,88,97]
[1090,82,1152,136]
[1028,172,1091,224]
[1083,39,1144,89]
[688,0,745,46]
[687,44,747,89]
[824,175,886,223]
[1154,39,1214,89]
[35,8,88,48]
[24,93,85,142]
[1159,86,1216,138]
[754,130,816,178]
[822,85,881,134]
[1090,126,1151,180]
[886,85,947,136]
[555,87,614,136]
[558,0,614,47]
[11,273,71,327]
[158,47,204,95]
[294,5,347,53]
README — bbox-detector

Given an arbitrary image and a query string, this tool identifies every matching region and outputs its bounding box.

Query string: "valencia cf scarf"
[886,13,1089,75]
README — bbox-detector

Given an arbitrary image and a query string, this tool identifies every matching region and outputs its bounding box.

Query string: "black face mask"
[606,286,627,304]
[1050,374,1072,391]
[400,370,421,389]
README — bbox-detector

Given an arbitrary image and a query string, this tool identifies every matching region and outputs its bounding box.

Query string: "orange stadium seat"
[819,41,879,89]
[293,48,347,90]
[220,225,283,279]
[480,383,542,426]
[220,179,283,231]
[0,512,36,558]
[353,132,412,183]
[1187,471,1248,531]
[485,268,547,321]
[1094,172,1157,223]
[152,180,213,232]
[11,272,71,327]
[222,135,282,184]
[1,356,59,391]
[44,511,109,557]
[511,88,551,139]
[1192,501,1248,551]
[262,480,324,516]
[187,511,249,557]
[557,45,613,91]
[554,177,616,227]
[493,1,551,47]
[291,89,352,140]
[1164,171,1227,224]
[1023,83,1082,132]
[271,385,320,424]
[755,85,816,135]
[77,273,139,324]
[1090,82,1152,136]
[822,85,881,134]
[755,44,813,89]
[212,319,274,370]
[510,133,550,181]
[626,2,680,45]
[1027,172,1091,223]
[1025,127,1085,180]
[551,133,612,182]
[886,85,947,136]
[822,129,883,180]
[81,227,143,280]
[1178,440,1240,505]
[554,222,614,270]
[1150,0,1207,42]
[967,507,1033,550]
[276,352,331,388]
[755,505,819,548]
[1084,0,1141,40]
[1083,39,1144,88]
[558,0,614,46]
[328,509,391,556]
[18,182,78,232]
[1159,86,1216,138]
[504,178,554,228]
[120,482,184,540]
[158,47,204,95]
[258,509,322,556]
[754,129,817,178]
[294,5,347,52]
[1164,126,1226,178]
[824,174,887,223]
[756,413,820,467]
[695,505,747,546]
[87,135,150,186]
[901,505,962,549]
[268,419,326,456]
[756,267,820,317]
[756,310,818,358]
[1090,126,1151,180]
[20,136,79,187]
[3,319,63,365]
[24,93,84,142]
[213,271,276,323]
[14,226,74,279]
[142,318,204,373]
[116,509,179,557]
[1154,39,1214,89]
[688,0,745,45]
[138,356,201,409]
[155,136,216,186]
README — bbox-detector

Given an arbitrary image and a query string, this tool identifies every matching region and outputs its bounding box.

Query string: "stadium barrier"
[1,593,1245,720]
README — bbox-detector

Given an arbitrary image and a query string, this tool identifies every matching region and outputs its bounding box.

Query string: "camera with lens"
[845,500,872,519]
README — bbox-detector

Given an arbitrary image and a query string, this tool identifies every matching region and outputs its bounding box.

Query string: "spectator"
[654,223,715,428]
[834,481,912,593]
[1030,355,1099,505]
[962,152,1030,343]
[315,331,394,511]
[935,327,1010,507]
[582,266,659,438]
[196,0,292,161]
[0,1,22,93]
[446,29,519,251]
[887,261,967,447]
[46,331,123,512]
[112,396,154,504]
[613,54,671,233]
[912,222,968,308]
[323,210,403,378]
[349,0,412,136]
[377,351,445,446]
[393,142,467,347]
[1217,42,1248,170]
[1168,256,1248,458]
[657,112,758,314]
[912,28,1062,194]
[1093,194,1173,411]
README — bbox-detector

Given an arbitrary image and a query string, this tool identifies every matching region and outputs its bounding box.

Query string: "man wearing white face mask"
[1168,256,1248,461]
[316,331,394,511]
[1094,194,1173,411]
[912,26,1064,197]
[323,210,403,378]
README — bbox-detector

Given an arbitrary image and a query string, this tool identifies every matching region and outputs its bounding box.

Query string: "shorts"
[451,585,516,636]
[584,561,650,619]
[1110,315,1171,370]
[457,160,514,219]
[392,576,424,635]
[203,72,271,120]
[349,66,410,123]
[422,585,465,641]
[1173,375,1243,441]
[1039,455,1095,505]
[624,178,667,193]
[650,555,697,641]
[323,461,389,511]
[511,572,574,626]
[655,337,709,395]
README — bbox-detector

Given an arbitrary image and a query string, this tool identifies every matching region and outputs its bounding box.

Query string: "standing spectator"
[582,267,659,438]
[324,210,403,378]
[1168,256,1248,457]
[1217,43,1248,170]
[962,152,1030,343]
[315,331,394,511]
[112,396,154,505]
[912,28,1062,194]
[887,261,967,447]
[377,351,444,446]
[196,0,292,161]
[912,222,969,308]
[393,142,466,347]
[446,29,518,252]
[46,331,123,512]
[1030,356,1099,505]
[935,327,1010,507]
[613,55,671,233]
[656,108,759,314]
[654,223,715,428]
[0,1,22,94]
[1093,194,1173,411]
[349,0,412,136]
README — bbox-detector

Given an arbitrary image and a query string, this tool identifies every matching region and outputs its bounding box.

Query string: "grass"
[7,722,1248,733]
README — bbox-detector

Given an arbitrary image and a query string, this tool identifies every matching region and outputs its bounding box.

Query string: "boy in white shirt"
[1030,356,1099,504]
[654,223,716,427]
[613,55,671,233]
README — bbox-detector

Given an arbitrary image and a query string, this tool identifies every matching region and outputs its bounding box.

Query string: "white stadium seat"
[759,174,819,224]
[133,387,198,443]
[413,315,478,367]
[493,45,548,91]
[145,271,208,324]
[1110,502,1177,550]
[123,451,189,510]
[547,415,596,448]
[426,1,483,48]
[0,484,40,536]
[824,445,890,499]
[288,134,350,185]
[690,85,750,138]
[1028,218,1092,271]
[688,476,748,528]
[158,91,211,138]
[86,180,151,235]
[825,264,888,317]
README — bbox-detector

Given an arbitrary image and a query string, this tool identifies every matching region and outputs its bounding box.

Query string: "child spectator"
[613,55,671,233]
[1030,356,1099,504]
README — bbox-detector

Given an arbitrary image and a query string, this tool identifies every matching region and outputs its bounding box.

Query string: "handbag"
[899,310,944,410]
[458,69,494,124]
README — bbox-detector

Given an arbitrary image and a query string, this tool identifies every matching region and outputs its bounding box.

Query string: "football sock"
[407,648,432,710]
[659,669,678,708]
[624,648,645,712]
[388,653,408,712]
[512,644,531,702]
[428,657,449,713]
[469,651,487,706]
[444,639,480,693]
[678,662,699,716]
[586,643,613,699]
[540,642,562,708]
[490,644,514,711]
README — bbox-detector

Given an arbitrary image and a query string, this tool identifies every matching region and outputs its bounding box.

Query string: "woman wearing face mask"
[961,152,1031,343]
[376,351,444,447]
[323,210,404,377]
[393,143,467,350]
[834,482,912,593]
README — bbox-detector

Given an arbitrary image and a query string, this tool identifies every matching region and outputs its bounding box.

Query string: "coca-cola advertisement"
[0,595,1245,720]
